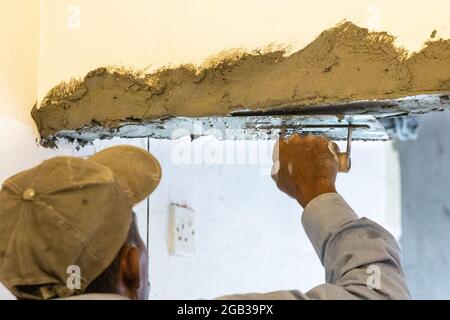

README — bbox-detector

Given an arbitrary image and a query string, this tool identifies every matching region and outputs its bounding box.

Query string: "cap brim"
[88,145,162,204]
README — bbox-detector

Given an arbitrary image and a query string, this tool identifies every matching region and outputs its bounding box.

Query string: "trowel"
[53,92,450,173]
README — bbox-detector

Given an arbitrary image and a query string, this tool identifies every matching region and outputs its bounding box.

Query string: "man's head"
[86,213,149,300]
[0,145,161,300]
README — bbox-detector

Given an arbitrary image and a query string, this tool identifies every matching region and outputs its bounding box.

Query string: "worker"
[0,135,410,300]
[220,135,411,299]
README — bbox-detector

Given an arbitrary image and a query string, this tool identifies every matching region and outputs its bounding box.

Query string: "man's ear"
[119,245,141,290]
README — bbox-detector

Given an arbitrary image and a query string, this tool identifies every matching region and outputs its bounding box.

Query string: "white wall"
[144,139,399,299]
[71,137,400,300]
[0,130,400,301]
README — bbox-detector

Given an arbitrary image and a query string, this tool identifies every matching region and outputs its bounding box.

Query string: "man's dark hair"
[85,213,141,294]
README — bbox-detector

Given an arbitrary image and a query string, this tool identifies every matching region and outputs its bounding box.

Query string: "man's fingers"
[271,160,280,176]
[270,133,339,205]
[272,139,280,162]
[330,141,340,153]
[286,134,302,144]
[328,141,340,163]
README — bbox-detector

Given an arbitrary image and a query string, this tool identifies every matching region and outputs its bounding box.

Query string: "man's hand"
[271,134,340,208]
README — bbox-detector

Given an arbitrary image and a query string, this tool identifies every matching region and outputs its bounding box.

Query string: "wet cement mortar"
[32,22,450,145]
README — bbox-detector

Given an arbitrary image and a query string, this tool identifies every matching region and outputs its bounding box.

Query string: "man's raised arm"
[220,135,410,300]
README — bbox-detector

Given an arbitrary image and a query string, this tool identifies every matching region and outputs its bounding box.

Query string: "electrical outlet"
[168,204,196,257]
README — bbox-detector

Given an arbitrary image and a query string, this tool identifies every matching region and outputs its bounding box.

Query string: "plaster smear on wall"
[32,22,450,144]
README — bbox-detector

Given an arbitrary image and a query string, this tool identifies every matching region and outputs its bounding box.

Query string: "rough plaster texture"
[398,111,450,299]
[32,22,450,145]
[37,0,450,101]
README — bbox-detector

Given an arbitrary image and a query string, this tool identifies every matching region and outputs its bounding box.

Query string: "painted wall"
[0,0,78,299]
[399,112,450,299]
[0,0,408,299]
[0,0,39,126]
[141,139,400,299]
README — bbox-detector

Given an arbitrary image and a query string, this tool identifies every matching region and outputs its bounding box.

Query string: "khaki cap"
[0,145,161,299]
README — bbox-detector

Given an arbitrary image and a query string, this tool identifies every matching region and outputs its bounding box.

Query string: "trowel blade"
[57,114,389,142]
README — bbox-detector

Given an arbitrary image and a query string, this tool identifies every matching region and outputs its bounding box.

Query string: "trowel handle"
[338,153,351,173]
[337,126,352,173]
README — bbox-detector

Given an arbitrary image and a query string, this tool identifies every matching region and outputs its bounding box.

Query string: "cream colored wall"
[0,0,40,125]
[0,1,72,299]
[38,0,450,101]
[0,0,38,300]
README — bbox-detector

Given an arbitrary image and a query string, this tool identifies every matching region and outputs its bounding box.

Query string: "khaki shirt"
[64,193,411,300]
[219,193,411,300]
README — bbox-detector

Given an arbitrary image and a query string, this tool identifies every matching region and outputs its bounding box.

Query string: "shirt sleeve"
[218,193,411,300]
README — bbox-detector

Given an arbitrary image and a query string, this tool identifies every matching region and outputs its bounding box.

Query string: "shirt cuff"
[301,193,358,260]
